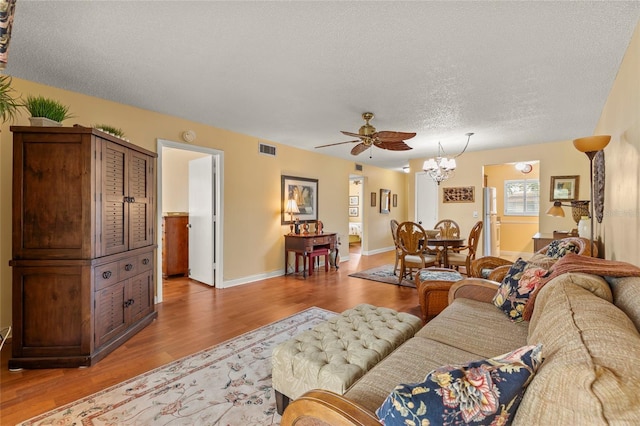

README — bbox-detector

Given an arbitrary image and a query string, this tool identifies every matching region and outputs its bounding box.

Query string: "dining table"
[426,237,465,268]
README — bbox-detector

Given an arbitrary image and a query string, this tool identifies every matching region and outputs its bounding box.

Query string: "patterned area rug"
[19,307,337,426]
[349,264,416,288]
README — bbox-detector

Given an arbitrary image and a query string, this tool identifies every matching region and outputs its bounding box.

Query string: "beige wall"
[596,21,640,263]
[161,147,209,213]
[0,78,406,330]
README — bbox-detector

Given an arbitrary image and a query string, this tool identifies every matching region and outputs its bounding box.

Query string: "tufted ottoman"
[272,303,422,414]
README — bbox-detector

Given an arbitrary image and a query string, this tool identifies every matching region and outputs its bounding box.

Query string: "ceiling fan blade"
[315,140,359,149]
[340,131,363,139]
[376,131,417,142]
[350,142,369,156]
[375,140,413,151]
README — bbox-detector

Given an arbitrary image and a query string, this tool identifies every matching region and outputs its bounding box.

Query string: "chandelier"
[423,133,474,185]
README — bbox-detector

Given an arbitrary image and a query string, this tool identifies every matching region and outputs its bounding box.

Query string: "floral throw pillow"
[545,240,580,259]
[376,344,543,425]
[492,258,549,322]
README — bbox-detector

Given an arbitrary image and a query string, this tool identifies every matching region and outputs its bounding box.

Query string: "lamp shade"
[572,135,611,153]
[546,201,565,217]
[285,199,299,214]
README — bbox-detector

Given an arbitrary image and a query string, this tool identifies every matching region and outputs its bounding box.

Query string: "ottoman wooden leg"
[275,389,290,415]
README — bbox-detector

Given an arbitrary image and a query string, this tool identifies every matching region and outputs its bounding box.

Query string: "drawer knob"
[142,258,149,265]
[102,271,112,279]
[125,263,134,271]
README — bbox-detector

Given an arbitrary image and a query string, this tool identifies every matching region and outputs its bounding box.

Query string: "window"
[504,179,539,216]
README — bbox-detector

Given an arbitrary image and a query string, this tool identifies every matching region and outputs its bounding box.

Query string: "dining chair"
[396,221,438,284]
[434,219,460,239]
[390,219,402,276]
[446,221,483,275]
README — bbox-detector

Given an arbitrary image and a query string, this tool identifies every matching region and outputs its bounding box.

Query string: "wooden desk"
[426,238,465,268]
[284,233,338,278]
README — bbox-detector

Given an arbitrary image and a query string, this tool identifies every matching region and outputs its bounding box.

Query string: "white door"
[415,172,438,228]
[188,156,215,286]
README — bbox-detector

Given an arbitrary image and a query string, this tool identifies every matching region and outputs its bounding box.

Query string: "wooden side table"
[415,268,463,322]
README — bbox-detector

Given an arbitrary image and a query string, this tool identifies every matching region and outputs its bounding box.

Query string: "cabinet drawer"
[95,261,119,291]
[118,251,153,280]
[312,236,330,245]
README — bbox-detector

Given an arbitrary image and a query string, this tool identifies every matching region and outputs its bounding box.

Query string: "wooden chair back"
[435,219,460,238]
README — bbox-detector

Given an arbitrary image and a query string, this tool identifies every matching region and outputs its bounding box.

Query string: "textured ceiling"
[7,1,640,170]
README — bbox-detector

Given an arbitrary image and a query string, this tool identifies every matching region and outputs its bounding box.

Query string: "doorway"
[348,176,363,255]
[156,139,224,303]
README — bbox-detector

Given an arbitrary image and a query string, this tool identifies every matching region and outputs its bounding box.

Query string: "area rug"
[349,264,416,288]
[19,307,337,426]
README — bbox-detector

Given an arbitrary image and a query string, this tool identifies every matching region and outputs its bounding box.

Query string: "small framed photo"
[392,194,398,207]
[348,207,359,217]
[550,175,580,201]
[370,192,376,207]
[349,196,359,206]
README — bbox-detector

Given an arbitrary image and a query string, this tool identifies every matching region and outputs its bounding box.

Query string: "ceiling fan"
[315,112,416,156]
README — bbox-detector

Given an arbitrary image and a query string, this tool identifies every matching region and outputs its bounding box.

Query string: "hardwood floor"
[0,248,421,424]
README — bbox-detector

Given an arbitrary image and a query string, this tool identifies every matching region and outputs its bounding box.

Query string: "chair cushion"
[376,344,543,425]
[492,258,549,322]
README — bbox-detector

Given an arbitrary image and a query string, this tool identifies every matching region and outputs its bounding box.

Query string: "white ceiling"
[7,1,640,171]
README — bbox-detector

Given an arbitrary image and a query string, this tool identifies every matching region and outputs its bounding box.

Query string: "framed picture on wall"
[349,196,359,206]
[371,192,376,207]
[380,189,391,214]
[550,175,579,201]
[348,207,359,217]
[392,194,398,207]
[281,175,318,223]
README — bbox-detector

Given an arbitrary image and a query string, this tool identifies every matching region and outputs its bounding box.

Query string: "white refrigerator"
[483,187,500,256]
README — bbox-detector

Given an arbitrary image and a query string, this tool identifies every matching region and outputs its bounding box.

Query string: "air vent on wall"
[355,163,363,171]
[259,143,276,156]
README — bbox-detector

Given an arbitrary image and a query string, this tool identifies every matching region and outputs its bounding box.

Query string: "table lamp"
[285,199,300,235]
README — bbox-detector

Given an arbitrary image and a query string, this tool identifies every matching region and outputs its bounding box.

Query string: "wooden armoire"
[9,126,158,369]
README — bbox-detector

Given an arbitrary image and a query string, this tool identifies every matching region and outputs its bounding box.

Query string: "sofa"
[281,255,640,425]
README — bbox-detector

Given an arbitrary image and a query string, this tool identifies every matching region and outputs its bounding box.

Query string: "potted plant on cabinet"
[0,75,22,123]
[25,95,73,126]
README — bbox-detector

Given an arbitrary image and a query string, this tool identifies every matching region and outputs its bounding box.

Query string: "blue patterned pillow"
[492,258,549,322]
[376,344,543,425]
[545,240,580,259]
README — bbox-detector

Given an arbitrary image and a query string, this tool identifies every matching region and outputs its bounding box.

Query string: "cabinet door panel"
[102,142,128,255]
[128,151,154,249]
[126,270,153,324]
[95,281,127,348]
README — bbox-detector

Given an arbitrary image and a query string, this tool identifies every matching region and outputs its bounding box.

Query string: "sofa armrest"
[469,256,513,278]
[448,278,500,304]
[281,389,380,426]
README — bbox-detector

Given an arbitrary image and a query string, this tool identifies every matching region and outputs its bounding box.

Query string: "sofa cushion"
[492,258,549,322]
[344,337,485,414]
[518,276,640,424]
[545,239,580,258]
[376,344,542,425]
[417,298,529,358]
[607,276,640,333]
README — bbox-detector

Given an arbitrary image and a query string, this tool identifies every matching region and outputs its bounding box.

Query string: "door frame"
[156,139,225,303]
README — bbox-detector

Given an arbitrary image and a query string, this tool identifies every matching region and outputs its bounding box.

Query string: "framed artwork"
[370,192,376,207]
[281,175,318,224]
[392,194,398,207]
[550,175,579,201]
[349,196,359,206]
[443,186,475,203]
[348,207,359,217]
[380,188,391,214]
